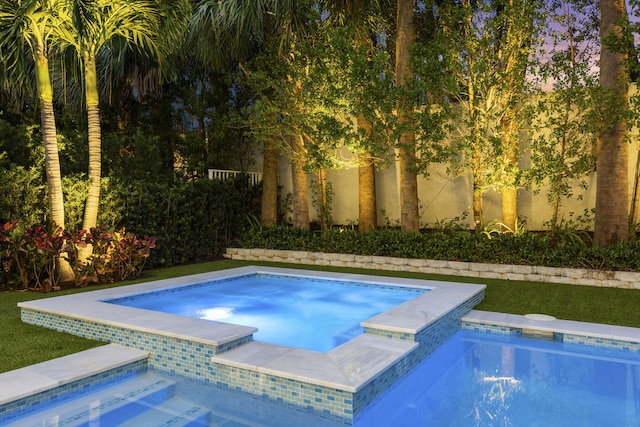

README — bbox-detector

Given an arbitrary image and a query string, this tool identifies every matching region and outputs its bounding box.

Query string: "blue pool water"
[4,329,638,426]
[355,330,640,426]
[107,274,424,352]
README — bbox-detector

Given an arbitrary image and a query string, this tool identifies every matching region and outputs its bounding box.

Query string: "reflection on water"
[468,374,523,426]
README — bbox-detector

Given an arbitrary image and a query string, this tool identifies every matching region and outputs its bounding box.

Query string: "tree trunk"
[473,184,483,227]
[289,134,310,229]
[501,188,518,230]
[395,0,420,232]
[40,102,65,232]
[357,115,377,232]
[317,168,329,230]
[398,148,420,231]
[82,105,101,232]
[500,111,519,231]
[79,54,102,263]
[35,48,74,283]
[629,148,640,234]
[358,154,377,232]
[594,0,629,246]
[261,138,279,226]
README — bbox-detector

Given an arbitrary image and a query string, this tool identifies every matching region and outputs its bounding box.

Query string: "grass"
[2,258,639,374]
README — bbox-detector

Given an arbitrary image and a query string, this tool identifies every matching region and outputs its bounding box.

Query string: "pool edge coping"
[462,310,640,344]
[17,266,485,348]
[0,344,148,406]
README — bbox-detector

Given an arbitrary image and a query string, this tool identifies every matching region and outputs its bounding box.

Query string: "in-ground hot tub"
[18,266,486,422]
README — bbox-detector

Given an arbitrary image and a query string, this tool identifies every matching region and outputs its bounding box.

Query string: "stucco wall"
[246,89,640,231]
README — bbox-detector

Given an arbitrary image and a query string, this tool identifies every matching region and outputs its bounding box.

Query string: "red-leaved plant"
[0,222,155,291]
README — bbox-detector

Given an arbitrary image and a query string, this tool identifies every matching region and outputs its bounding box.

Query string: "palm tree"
[322,0,387,232]
[594,0,630,245]
[395,0,420,232]
[0,0,74,282]
[58,0,188,260]
[189,0,284,228]
[191,0,319,229]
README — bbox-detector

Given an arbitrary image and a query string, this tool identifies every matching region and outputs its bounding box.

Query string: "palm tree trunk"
[396,0,420,232]
[357,114,377,232]
[35,49,74,283]
[261,138,279,226]
[41,102,65,231]
[594,0,629,246]
[82,105,101,232]
[289,134,310,229]
[79,54,102,262]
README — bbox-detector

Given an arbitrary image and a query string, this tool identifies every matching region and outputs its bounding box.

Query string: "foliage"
[528,0,599,224]
[0,165,259,270]
[70,226,156,285]
[310,173,334,230]
[0,165,47,225]
[239,226,640,272]
[0,222,155,290]
[435,0,544,222]
[118,175,261,267]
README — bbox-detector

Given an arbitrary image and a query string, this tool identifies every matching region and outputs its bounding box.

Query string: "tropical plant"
[438,0,543,227]
[54,0,175,263]
[0,0,74,281]
[322,0,395,233]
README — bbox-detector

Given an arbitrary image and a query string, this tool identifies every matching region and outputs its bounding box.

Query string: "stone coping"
[212,335,417,393]
[18,266,483,348]
[18,268,262,347]
[210,276,483,394]
[0,344,148,406]
[463,310,640,344]
[225,248,640,289]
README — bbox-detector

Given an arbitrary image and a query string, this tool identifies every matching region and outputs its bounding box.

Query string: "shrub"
[119,176,261,267]
[238,226,640,272]
[0,223,156,291]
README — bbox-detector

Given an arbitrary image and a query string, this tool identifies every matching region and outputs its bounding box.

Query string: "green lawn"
[2,259,639,374]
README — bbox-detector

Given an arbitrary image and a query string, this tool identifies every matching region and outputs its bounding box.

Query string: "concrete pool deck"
[16,266,485,421]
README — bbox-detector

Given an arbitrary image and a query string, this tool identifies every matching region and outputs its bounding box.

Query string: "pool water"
[5,329,638,426]
[108,274,424,352]
[355,329,640,426]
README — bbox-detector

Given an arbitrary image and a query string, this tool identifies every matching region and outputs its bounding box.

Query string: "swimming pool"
[106,273,426,352]
[356,328,640,426]
[2,323,638,426]
[16,266,486,422]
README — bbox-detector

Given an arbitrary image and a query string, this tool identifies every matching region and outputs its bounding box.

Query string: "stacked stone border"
[225,248,640,289]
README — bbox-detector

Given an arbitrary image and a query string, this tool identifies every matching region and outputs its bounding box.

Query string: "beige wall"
[269,142,638,231]
[253,85,640,231]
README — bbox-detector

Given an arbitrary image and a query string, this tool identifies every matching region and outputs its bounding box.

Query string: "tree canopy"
[1,0,639,248]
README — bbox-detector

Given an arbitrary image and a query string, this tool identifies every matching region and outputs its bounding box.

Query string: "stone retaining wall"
[224,248,640,290]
